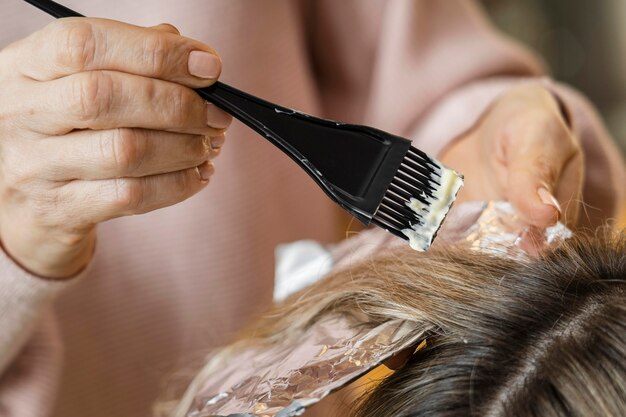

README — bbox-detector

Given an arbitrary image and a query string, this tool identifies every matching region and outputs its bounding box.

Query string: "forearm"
[0,246,76,374]
[0,309,64,417]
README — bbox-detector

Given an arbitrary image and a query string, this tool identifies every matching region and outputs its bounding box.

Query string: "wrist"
[0,227,96,281]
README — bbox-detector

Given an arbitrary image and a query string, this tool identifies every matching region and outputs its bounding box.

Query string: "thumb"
[507,165,561,229]
[505,122,580,229]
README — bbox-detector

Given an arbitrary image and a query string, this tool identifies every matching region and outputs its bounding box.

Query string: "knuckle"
[101,129,147,175]
[0,172,26,203]
[50,20,97,72]
[172,170,192,198]
[142,76,157,103]
[112,178,144,211]
[167,87,194,125]
[55,229,88,247]
[195,135,212,161]
[142,33,172,77]
[69,71,114,121]
[157,23,180,35]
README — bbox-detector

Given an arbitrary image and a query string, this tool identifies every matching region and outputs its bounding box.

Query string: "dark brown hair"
[171,228,626,417]
[350,229,626,417]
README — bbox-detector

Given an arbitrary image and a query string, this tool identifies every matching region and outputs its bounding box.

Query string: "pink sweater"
[0,1,624,416]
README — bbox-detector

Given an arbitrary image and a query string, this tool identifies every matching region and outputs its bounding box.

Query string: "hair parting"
[167,227,626,417]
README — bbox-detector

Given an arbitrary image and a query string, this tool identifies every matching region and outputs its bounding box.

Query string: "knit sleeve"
[0,243,90,416]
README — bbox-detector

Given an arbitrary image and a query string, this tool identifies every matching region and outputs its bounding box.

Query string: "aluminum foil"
[451,201,572,258]
[178,201,572,417]
[181,317,424,417]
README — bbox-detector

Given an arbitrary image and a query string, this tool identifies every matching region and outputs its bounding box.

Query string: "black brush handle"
[21,0,333,190]
[23,0,410,223]
[23,0,82,17]
[197,83,410,220]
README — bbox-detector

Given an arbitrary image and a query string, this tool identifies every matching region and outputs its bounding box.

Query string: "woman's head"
[349,229,626,417]
[172,228,626,417]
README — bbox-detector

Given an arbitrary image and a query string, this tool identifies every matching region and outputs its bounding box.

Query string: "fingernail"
[206,103,232,129]
[188,51,221,79]
[196,161,214,182]
[210,133,226,149]
[537,187,562,214]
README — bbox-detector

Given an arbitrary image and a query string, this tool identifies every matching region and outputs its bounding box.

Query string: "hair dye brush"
[23,0,464,251]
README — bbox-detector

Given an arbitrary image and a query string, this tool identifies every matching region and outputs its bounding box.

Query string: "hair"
[169,228,626,417]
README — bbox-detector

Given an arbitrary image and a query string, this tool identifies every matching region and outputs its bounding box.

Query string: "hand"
[0,18,232,279]
[440,84,583,234]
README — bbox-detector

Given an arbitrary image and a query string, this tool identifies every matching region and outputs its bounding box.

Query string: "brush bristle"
[371,147,463,250]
